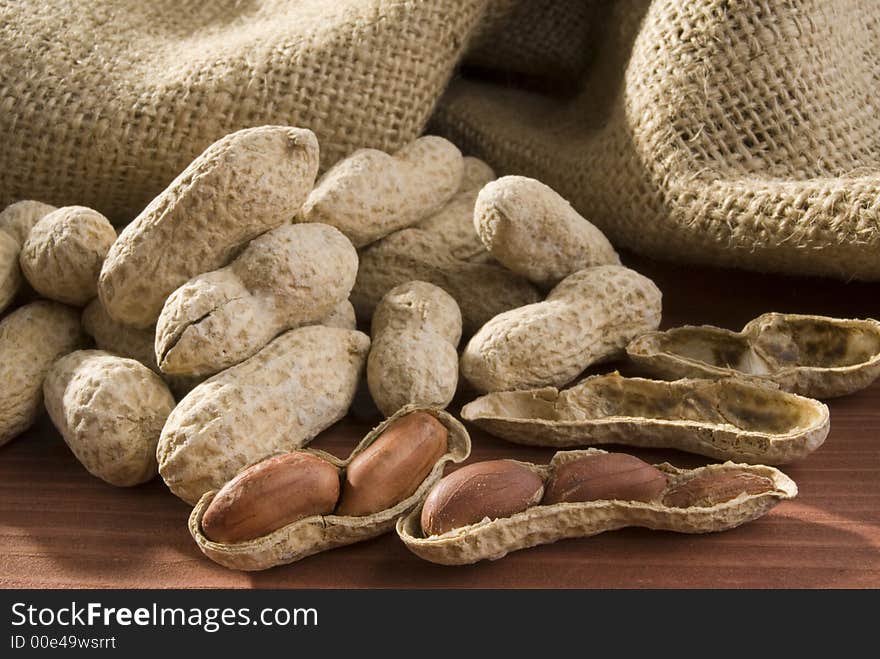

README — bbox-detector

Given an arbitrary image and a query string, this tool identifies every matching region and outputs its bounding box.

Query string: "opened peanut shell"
[626,313,880,398]
[461,372,829,464]
[397,448,797,565]
[189,406,470,571]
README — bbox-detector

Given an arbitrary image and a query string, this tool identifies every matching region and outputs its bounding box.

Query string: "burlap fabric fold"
[2,0,879,279]
[437,0,880,280]
[0,0,485,222]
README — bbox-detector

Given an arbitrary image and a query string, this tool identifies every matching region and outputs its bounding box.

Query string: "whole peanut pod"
[367,281,462,416]
[21,206,117,306]
[420,460,545,536]
[475,176,619,288]
[0,301,86,445]
[542,453,667,504]
[336,411,449,516]
[201,452,341,543]
[0,200,56,313]
[158,325,370,504]
[300,136,463,247]
[43,351,176,486]
[155,223,358,376]
[99,126,319,328]
[461,265,662,392]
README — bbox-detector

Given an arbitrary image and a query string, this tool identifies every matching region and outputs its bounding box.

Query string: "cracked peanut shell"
[158,325,370,505]
[155,223,357,377]
[461,372,829,464]
[99,126,319,328]
[397,448,796,565]
[627,312,880,398]
[460,265,662,393]
[189,405,471,571]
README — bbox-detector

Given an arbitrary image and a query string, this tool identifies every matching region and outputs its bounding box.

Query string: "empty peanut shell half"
[397,448,796,565]
[189,406,471,571]
[626,313,880,398]
[460,372,829,464]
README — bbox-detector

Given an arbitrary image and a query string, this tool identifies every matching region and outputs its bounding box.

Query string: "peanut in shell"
[461,372,829,464]
[398,448,796,565]
[189,406,471,571]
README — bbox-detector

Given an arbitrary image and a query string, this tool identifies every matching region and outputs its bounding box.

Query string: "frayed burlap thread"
[434,0,880,280]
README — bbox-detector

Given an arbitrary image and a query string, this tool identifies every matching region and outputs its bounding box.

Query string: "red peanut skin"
[662,469,775,508]
[336,411,448,516]
[421,460,544,536]
[542,453,668,505]
[202,452,340,543]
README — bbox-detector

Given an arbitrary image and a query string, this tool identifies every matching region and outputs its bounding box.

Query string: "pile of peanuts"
[1,125,876,569]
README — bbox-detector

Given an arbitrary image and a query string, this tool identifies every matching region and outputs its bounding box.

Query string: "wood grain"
[1,252,879,588]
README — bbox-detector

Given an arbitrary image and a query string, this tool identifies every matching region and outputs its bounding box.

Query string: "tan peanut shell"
[99,126,319,328]
[367,281,462,416]
[20,206,117,306]
[81,298,203,398]
[0,301,87,445]
[82,297,351,397]
[397,448,797,565]
[155,223,357,377]
[352,229,540,336]
[158,325,370,505]
[461,265,662,393]
[415,156,495,262]
[0,201,57,313]
[300,136,463,247]
[627,313,880,399]
[474,176,620,287]
[43,351,176,486]
[0,200,57,246]
[321,300,357,330]
[0,230,20,313]
[461,372,830,464]
[189,406,471,571]
[82,298,161,372]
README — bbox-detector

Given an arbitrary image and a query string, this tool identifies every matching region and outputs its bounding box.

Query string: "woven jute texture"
[0,0,484,223]
[3,0,879,278]
[436,0,880,280]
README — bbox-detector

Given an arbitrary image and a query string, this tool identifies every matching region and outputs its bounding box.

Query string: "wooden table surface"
[2,253,878,589]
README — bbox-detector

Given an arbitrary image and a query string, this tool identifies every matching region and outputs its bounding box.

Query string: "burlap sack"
[0,0,485,223]
[436,0,880,280]
[2,0,878,279]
